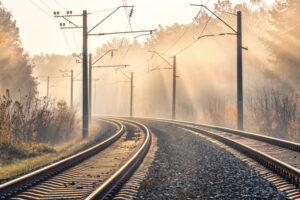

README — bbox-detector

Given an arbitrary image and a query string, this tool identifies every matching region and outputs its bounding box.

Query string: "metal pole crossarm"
[54,14,83,17]
[89,30,154,36]
[197,32,237,40]
[60,27,83,29]
[54,14,82,29]
[148,51,173,67]
[88,6,134,34]
[190,4,237,33]
[93,65,129,68]
[92,49,117,65]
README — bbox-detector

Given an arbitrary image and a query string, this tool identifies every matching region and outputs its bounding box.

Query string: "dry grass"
[0,90,78,163]
[0,91,110,180]
[0,122,102,180]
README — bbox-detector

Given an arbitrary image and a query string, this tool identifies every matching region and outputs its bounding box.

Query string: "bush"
[0,90,76,162]
[246,87,299,141]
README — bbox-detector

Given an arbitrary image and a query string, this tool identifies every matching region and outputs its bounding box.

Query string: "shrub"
[0,90,76,162]
[247,87,299,141]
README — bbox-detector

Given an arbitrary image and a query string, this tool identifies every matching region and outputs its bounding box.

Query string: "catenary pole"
[130,72,133,117]
[71,69,73,109]
[237,11,243,130]
[82,10,88,138]
[172,56,176,120]
[89,53,92,121]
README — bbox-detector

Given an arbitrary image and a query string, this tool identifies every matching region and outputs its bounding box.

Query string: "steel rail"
[122,117,300,188]
[85,118,151,200]
[0,119,125,199]
[133,117,300,152]
[164,120,300,189]
[174,120,300,152]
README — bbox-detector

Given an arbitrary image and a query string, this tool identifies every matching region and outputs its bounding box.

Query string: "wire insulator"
[129,8,133,18]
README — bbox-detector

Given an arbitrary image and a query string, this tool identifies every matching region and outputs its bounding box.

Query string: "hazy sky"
[1,0,274,56]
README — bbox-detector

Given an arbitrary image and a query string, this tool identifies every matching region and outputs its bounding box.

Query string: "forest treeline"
[0,2,77,162]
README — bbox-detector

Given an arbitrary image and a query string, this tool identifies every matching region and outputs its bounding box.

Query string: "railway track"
[0,118,151,200]
[131,117,300,197]
[147,119,300,195]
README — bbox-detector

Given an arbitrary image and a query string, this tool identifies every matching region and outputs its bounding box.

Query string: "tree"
[265,0,300,89]
[0,3,37,97]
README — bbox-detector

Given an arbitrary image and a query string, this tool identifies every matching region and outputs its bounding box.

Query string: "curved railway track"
[131,117,300,196]
[0,118,151,200]
[148,118,300,190]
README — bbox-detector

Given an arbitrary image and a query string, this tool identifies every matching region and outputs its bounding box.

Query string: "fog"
[31,0,300,141]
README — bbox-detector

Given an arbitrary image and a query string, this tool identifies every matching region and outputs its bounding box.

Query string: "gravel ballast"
[136,120,287,199]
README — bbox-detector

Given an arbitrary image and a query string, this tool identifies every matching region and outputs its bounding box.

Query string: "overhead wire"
[162,0,210,55]
[89,7,120,15]
[132,0,212,77]
[173,2,239,57]
[28,0,76,54]
[122,0,134,37]
[117,0,135,65]
[28,0,56,20]
[174,12,213,56]
[61,31,75,54]
[38,0,55,11]
[52,0,67,10]
[28,0,77,91]
[129,0,215,81]
[52,0,81,53]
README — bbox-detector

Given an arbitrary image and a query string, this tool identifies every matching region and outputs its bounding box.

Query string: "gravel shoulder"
[136,120,287,200]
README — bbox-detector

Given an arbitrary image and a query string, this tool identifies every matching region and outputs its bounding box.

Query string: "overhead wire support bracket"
[148,50,173,67]
[190,4,237,33]
[92,49,117,65]
[88,6,134,34]
[62,16,80,28]
[54,12,83,29]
